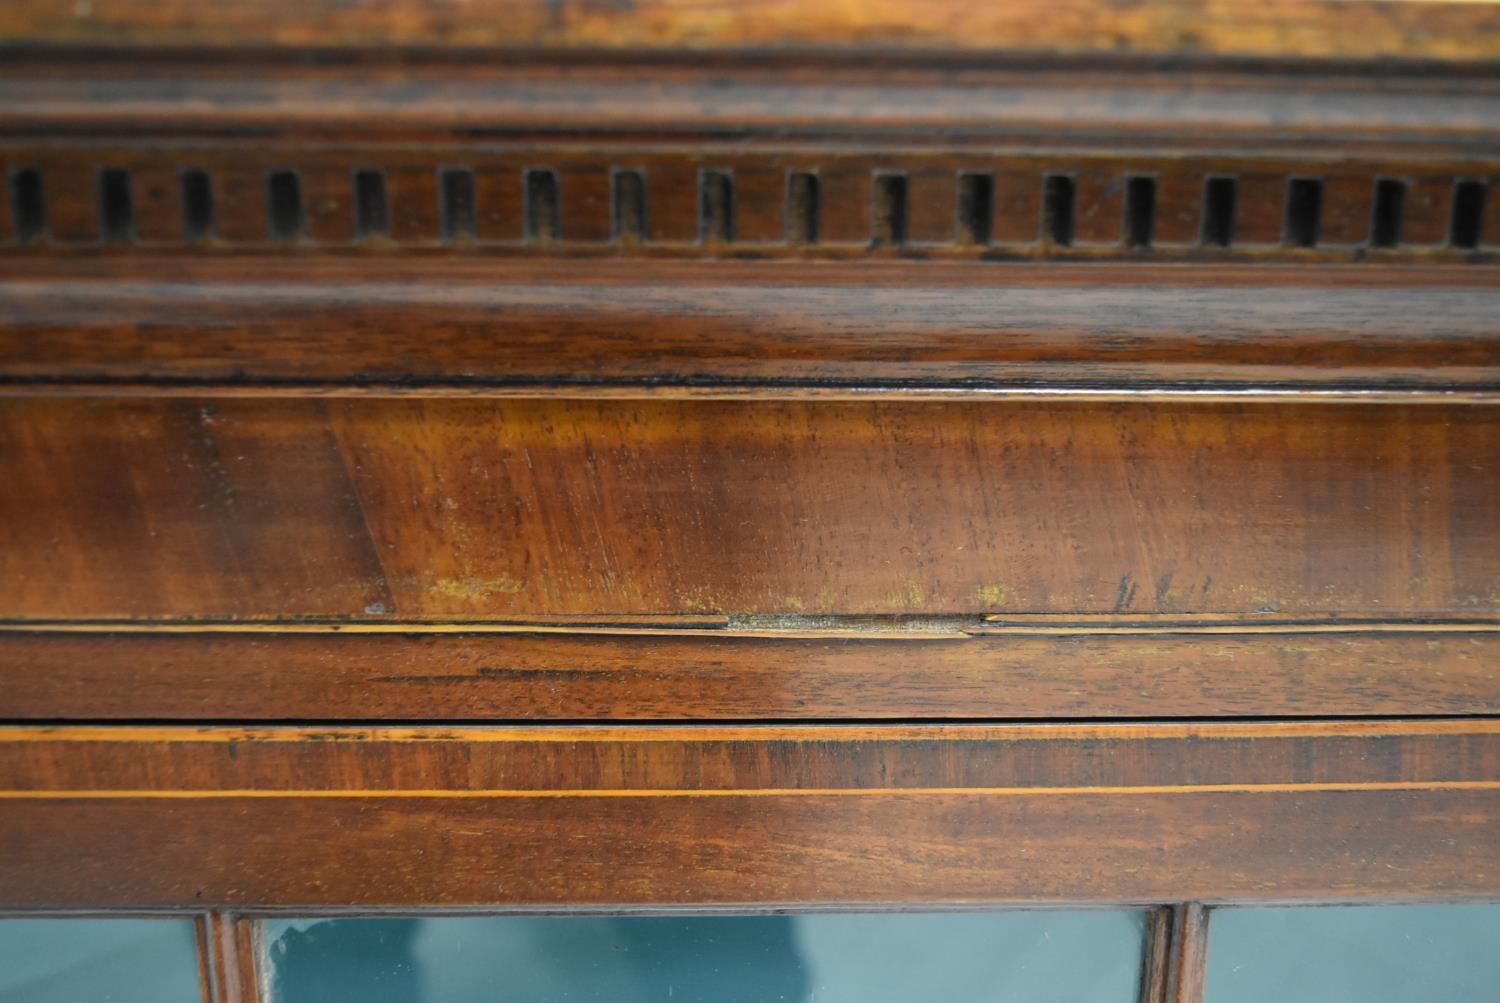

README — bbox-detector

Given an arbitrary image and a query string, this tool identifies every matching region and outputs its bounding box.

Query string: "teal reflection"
[265,911,1146,1003]
[1206,904,1500,1002]
[0,917,201,1003]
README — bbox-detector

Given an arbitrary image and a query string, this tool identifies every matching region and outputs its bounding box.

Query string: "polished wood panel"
[5,62,1497,152]
[2,260,1498,388]
[12,791,1499,908]
[5,721,1498,792]
[2,722,1497,907]
[0,397,390,619]
[5,627,1500,720]
[1,396,1495,619]
[2,0,1497,60]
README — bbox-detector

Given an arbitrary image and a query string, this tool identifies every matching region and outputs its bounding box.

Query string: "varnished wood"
[2,0,1497,61]
[5,627,1500,720]
[1,396,1495,620]
[193,914,213,1003]
[198,913,259,1003]
[1139,907,1175,1003]
[4,61,1498,145]
[4,0,1499,931]
[1163,904,1210,1003]
[15,791,1500,908]
[1,150,1491,259]
[6,720,1500,793]
[2,260,1498,389]
[4,54,1496,262]
[2,722,1498,908]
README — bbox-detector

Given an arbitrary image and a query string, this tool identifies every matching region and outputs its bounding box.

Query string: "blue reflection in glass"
[265,911,1146,1003]
[1206,904,1500,1002]
[0,917,201,1003]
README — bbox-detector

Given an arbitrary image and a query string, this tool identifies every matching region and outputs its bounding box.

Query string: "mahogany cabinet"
[1,1,1498,999]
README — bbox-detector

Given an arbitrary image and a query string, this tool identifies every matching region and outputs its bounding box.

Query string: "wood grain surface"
[1,395,1495,620]
[13,790,1500,908]
[2,722,1497,907]
[4,627,1500,720]
[1156,904,1209,1003]
[5,60,1497,143]
[6,720,1499,792]
[3,0,1498,61]
[2,260,1498,389]
[5,0,1500,934]
[197,913,259,1003]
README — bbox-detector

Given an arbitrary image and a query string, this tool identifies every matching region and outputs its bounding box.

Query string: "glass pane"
[264,910,1147,1003]
[0,917,201,1003]
[1206,904,1500,1002]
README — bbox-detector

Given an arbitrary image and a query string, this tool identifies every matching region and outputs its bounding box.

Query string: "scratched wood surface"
[2,722,1497,907]
[5,628,1500,720]
[3,0,1498,60]
[1,396,1495,620]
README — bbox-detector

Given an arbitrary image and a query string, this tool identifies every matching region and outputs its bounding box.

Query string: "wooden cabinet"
[1,2,1497,999]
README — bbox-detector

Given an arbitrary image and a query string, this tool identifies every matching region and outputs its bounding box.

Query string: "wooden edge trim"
[4,720,1499,798]
[1139,906,1175,1003]
[197,913,261,1003]
[1166,903,1211,1003]
[0,620,759,635]
[3,66,1498,141]
[7,718,1500,743]
[1140,903,1210,1003]
[194,914,214,1003]
[6,781,1500,800]
[4,385,1500,403]
[972,620,1500,635]
[5,630,1500,721]
[4,614,1500,635]
[2,259,1498,396]
[4,258,1494,286]
[2,0,1499,61]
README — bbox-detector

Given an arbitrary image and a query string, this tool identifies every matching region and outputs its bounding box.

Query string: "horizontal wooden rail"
[4,626,1499,720]
[2,260,1498,389]
[2,721,1497,907]
[2,0,1497,60]
[4,61,1497,142]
